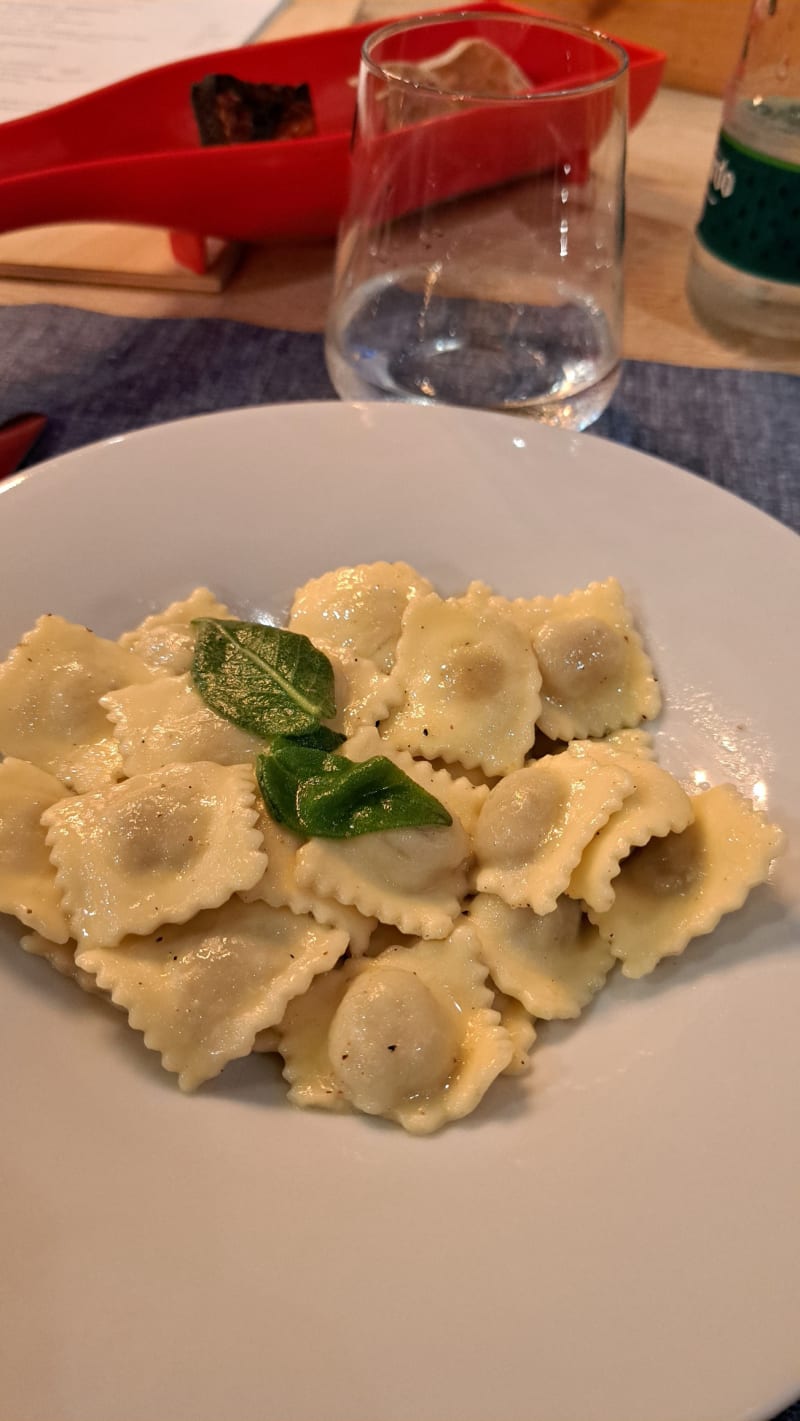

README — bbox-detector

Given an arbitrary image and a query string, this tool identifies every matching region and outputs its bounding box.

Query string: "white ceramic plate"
[1,402,798,1421]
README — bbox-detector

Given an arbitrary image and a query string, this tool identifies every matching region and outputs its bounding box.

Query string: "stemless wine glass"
[325,11,628,429]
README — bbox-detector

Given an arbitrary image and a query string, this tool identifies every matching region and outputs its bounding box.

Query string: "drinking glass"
[325,11,628,429]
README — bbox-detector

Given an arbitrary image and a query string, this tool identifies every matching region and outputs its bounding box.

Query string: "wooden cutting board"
[0,228,245,292]
[0,0,361,293]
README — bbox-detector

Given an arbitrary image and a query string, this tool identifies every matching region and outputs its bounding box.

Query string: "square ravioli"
[118,587,230,675]
[473,745,635,916]
[567,748,694,913]
[516,577,661,741]
[102,673,265,776]
[279,922,513,1132]
[0,757,72,943]
[588,784,784,978]
[470,893,614,1018]
[289,561,433,673]
[380,584,542,776]
[0,614,153,791]
[75,899,348,1090]
[294,728,485,939]
[43,761,266,948]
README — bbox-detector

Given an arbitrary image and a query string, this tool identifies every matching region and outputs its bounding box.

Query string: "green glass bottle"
[687,0,800,345]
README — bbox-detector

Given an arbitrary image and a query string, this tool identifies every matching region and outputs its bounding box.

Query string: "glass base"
[326,277,621,432]
[326,341,620,430]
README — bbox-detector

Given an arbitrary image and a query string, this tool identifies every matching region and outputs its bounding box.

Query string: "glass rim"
[360,9,629,103]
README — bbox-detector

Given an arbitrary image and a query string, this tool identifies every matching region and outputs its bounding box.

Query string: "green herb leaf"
[192,619,336,739]
[256,740,453,839]
[255,740,348,835]
[299,755,453,838]
[281,725,346,752]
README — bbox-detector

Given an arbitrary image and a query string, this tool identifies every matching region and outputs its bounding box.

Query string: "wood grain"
[0,226,242,292]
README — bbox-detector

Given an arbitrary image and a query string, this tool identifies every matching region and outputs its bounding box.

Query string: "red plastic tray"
[0,2,665,245]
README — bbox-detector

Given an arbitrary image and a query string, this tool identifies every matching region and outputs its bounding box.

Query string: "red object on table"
[0,413,47,480]
[168,231,210,274]
[0,1,664,246]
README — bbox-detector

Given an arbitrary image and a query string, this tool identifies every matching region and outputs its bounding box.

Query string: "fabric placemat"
[0,300,798,1421]
[0,303,798,534]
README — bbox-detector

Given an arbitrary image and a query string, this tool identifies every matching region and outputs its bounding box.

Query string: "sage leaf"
[192,619,336,739]
[256,740,452,839]
[256,740,348,835]
[282,726,346,752]
[299,756,453,838]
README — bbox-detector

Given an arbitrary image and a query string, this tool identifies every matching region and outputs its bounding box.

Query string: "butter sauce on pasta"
[0,564,785,1133]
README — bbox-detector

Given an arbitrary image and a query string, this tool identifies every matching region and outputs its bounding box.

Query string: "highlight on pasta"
[0,564,785,1134]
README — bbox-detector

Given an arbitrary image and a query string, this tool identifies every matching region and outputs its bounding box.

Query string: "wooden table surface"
[0,0,797,375]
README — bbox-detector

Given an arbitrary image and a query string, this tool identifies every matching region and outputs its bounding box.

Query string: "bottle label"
[696,129,800,284]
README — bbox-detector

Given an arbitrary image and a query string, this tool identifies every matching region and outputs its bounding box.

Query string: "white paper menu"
[0,0,284,122]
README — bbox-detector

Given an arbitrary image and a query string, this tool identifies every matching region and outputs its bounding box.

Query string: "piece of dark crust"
[191,74,316,146]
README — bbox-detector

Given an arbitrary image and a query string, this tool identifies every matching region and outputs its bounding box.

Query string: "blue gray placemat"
[0,303,798,534]
[0,299,798,1421]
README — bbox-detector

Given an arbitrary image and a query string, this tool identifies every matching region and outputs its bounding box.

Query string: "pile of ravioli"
[0,564,784,1134]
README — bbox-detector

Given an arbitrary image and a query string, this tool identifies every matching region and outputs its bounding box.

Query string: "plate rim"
[2,399,798,555]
